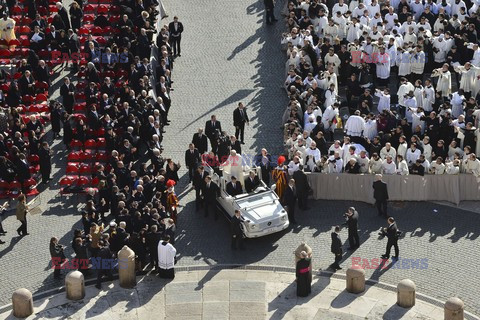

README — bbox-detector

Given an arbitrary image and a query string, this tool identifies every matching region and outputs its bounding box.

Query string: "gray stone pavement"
[1,270,470,320]
[0,0,479,318]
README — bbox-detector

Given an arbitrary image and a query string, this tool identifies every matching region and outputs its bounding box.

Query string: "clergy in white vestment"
[404,91,417,124]
[464,154,480,177]
[363,114,378,141]
[322,103,339,134]
[158,236,176,279]
[380,143,397,159]
[345,111,365,137]
[375,88,391,113]
[430,158,446,174]
[397,78,414,108]
[406,144,421,166]
[396,155,410,175]
[357,150,370,173]
[324,48,341,75]
[397,136,408,159]
[382,156,397,174]
[288,156,301,176]
[455,62,480,96]
[451,90,465,119]
[375,47,390,87]
[431,64,451,97]
[305,142,322,172]
[328,140,344,159]
[422,79,435,112]
[327,152,344,173]
[369,153,383,173]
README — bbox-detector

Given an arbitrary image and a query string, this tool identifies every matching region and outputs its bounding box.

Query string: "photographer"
[343,207,360,250]
[50,237,67,279]
[381,217,400,260]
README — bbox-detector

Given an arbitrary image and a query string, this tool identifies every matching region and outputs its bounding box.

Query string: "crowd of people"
[279,0,480,177]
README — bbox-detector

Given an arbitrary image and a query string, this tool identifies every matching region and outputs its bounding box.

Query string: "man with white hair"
[345,110,365,137]
[464,154,480,177]
[305,142,321,172]
[328,151,343,173]
[382,155,397,174]
[380,142,397,160]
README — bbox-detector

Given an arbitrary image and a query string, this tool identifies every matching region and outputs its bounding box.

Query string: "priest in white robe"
[345,110,365,137]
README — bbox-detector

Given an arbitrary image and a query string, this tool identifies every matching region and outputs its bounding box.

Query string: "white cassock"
[327,156,343,173]
[397,82,414,106]
[347,22,362,43]
[324,89,337,108]
[325,54,341,75]
[376,54,390,80]
[345,115,365,136]
[357,156,370,173]
[222,154,245,182]
[322,106,338,132]
[432,70,451,97]
[451,92,465,119]
[412,111,425,134]
[382,160,397,174]
[422,85,435,112]
[397,51,411,77]
[375,91,390,113]
[328,145,344,159]
[158,241,176,271]
[430,162,446,174]
[305,147,321,172]
[363,119,377,141]
[414,86,424,109]
[287,161,300,176]
[404,97,417,123]
[456,65,480,94]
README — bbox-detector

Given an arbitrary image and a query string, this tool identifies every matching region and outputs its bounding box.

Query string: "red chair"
[75,93,86,101]
[48,5,58,12]
[22,17,33,25]
[70,139,84,149]
[79,164,91,175]
[0,180,10,198]
[22,95,35,105]
[96,37,107,45]
[0,49,11,64]
[78,27,90,36]
[23,178,39,196]
[0,83,10,92]
[13,72,22,80]
[84,139,96,149]
[19,26,31,35]
[8,39,21,47]
[73,103,86,112]
[12,5,22,14]
[35,81,49,91]
[66,163,79,174]
[96,127,105,137]
[9,181,22,196]
[83,14,95,23]
[60,177,74,186]
[80,152,94,162]
[77,176,90,186]
[35,94,48,104]
[96,152,109,162]
[91,176,99,186]
[84,4,95,13]
[67,151,81,162]
[96,138,106,148]
[97,5,108,14]
[76,82,87,90]
[28,154,40,164]
[92,26,102,36]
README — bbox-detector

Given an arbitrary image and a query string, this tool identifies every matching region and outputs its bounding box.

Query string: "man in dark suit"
[292,165,310,210]
[95,240,114,289]
[67,29,80,71]
[45,25,60,50]
[344,207,360,250]
[168,16,184,56]
[193,166,208,211]
[330,225,342,270]
[203,176,220,220]
[381,217,400,260]
[233,102,249,144]
[38,142,51,183]
[205,115,222,153]
[18,71,35,96]
[229,136,241,154]
[226,176,242,196]
[283,179,297,224]
[192,128,208,154]
[87,105,101,130]
[56,3,71,31]
[255,148,272,185]
[30,14,46,31]
[373,174,389,217]
[145,224,162,271]
[264,0,278,25]
[35,60,50,86]
[60,77,75,113]
[184,143,201,182]
[245,171,260,193]
[231,210,246,250]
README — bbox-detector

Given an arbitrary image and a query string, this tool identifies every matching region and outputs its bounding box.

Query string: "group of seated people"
[224,171,262,196]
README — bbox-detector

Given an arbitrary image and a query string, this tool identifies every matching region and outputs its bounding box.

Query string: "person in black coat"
[192,129,208,154]
[233,102,249,144]
[60,77,75,113]
[372,174,389,217]
[56,3,71,31]
[69,2,83,32]
[292,166,310,210]
[193,166,208,210]
[283,179,297,224]
[245,170,260,193]
[205,115,222,153]
[226,176,242,196]
[229,136,242,154]
[184,143,201,183]
[73,237,90,274]
[168,16,184,56]
[202,176,220,220]
[263,0,277,25]
[344,158,360,173]
[296,251,311,297]
[38,142,52,183]
[231,210,246,250]
[50,101,63,139]
[67,30,80,71]
[343,207,360,250]
[254,148,272,185]
[330,226,342,270]
[95,240,114,289]
[381,217,400,259]
[145,224,162,270]
[50,237,66,279]
[18,71,35,96]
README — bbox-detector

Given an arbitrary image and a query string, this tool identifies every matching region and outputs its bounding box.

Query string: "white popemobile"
[204,152,289,238]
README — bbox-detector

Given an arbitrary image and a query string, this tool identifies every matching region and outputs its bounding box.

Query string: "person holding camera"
[381,217,400,260]
[343,207,360,250]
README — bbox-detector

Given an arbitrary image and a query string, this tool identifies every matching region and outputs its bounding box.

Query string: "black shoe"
[17,230,21,236]
[381,255,389,259]
[95,284,101,289]
[0,231,6,234]
[178,54,181,57]
[240,141,245,144]
[0,240,5,244]
[24,233,29,236]
[336,266,342,270]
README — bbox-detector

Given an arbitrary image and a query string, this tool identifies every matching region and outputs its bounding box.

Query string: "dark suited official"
[193,166,208,211]
[330,226,343,270]
[292,165,310,210]
[205,115,222,153]
[245,171,260,193]
[202,176,220,220]
[283,179,297,224]
[343,207,360,250]
[233,102,249,144]
[184,143,201,183]
[372,174,389,217]
[226,176,243,196]
[231,210,247,250]
[191,128,208,155]
[381,217,400,260]
[168,16,184,57]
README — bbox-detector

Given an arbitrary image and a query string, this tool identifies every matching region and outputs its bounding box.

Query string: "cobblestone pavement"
[0,0,479,317]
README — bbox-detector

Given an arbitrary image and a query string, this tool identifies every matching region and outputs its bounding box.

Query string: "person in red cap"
[165,180,179,224]
[271,155,288,200]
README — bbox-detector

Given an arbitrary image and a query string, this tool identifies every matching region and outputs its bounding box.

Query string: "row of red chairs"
[70,139,106,149]
[83,4,121,14]
[68,151,109,162]
[66,163,104,175]
[61,176,100,187]
[0,178,39,198]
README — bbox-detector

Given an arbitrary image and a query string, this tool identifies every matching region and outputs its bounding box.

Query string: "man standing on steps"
[264,0,278,25]
[168,16,184,57]
[233,102,249,145]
